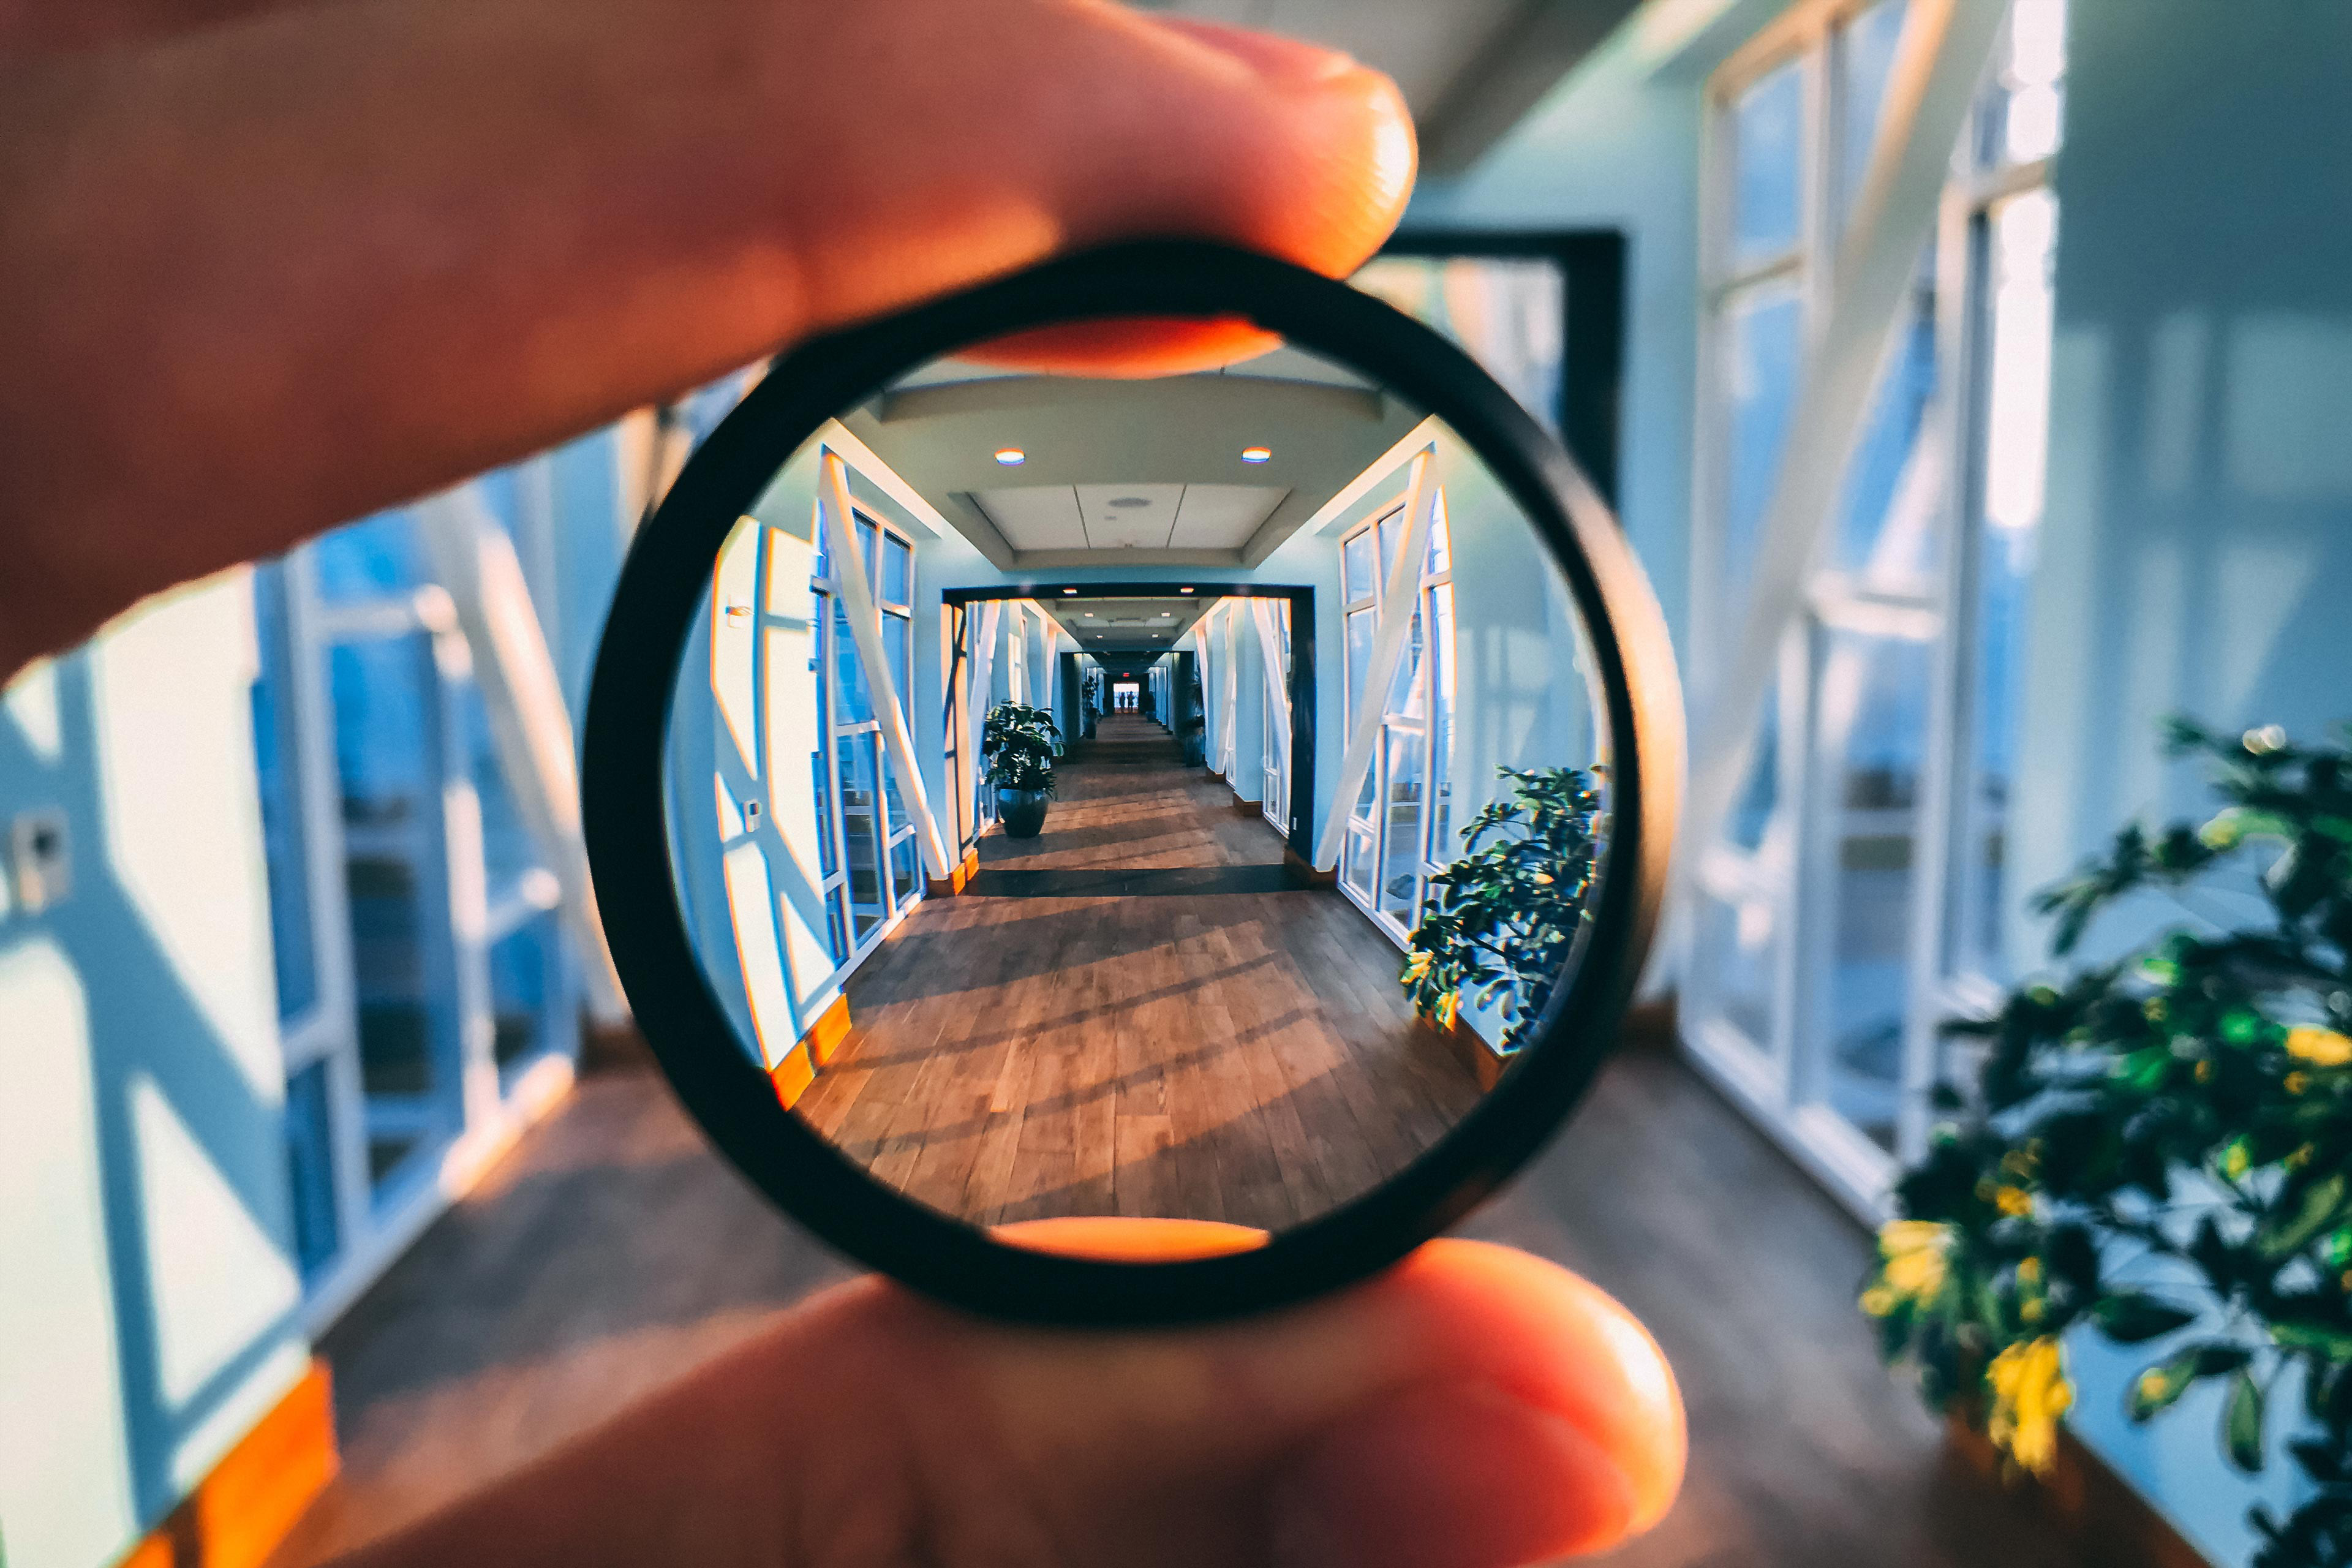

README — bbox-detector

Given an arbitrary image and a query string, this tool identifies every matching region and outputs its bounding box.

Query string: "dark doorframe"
[944,583,1316,861]
[1378,229,1627,511]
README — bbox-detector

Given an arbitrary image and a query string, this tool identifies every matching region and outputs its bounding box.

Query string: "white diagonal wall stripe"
[413,484,628,1025]
[1678,0,2008,889]
[818,451,954,879]
[1314,450,1438,870]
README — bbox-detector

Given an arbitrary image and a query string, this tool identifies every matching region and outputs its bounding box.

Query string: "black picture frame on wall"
[1376,229,1628,512]
[582,238,1680,1327]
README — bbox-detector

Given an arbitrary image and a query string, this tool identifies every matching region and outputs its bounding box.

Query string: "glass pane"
[283,1060,339,1278]
[812,617,837,877]
[489,914,557,1071]
[1428,584,1457,861]
[1833,257,1939,585]
[851,522,880,587]
[1376,510,1402,584]
[1722,285,1804,600]
[884,612,911,720]
[1344,607,1374,724]
[883,534,912,605]
[1732,58,1804,267]
[1978,0,2068,168]
[1953,189,2059,979]
[251,570,317,1022]
[462,682,540,892]
[330,638,446,1107]
[1385,602,1425,719]
[890,832,919,908]
[1838,1,1909,228]
[312,510,424,603]
[1427,503,1452,575]
[1730,696,1779,853]
[1344,826,1376,900]
[1816,631,1931,1152]
[1696,891,1777,1047]
[1343,529,1376,602]
[831,597,873,725]
[1380,726,1425,922]
[838,736,884,937]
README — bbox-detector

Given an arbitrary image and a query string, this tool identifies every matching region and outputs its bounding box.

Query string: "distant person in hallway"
[0,1,1683,1564]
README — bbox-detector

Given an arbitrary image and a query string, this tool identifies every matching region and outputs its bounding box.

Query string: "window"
[1261,602,1291,835]
[1686,0,2068,1213]
[1339,499,1455,945]
[809,505,922,967]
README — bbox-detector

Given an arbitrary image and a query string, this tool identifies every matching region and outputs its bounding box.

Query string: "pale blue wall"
[0,581,309,1568]
[2012,1,2352,1559]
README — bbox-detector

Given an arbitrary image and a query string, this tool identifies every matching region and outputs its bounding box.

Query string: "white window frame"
[1338,500,1455,947]
[1683,0,2067,1216]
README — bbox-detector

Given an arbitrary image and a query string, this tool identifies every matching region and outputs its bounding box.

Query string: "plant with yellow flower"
[1400,766,1605,1050]
[1868,719,2352,1568]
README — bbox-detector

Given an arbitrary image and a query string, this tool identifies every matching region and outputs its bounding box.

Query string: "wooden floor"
[268,1046,2087,1568]
[793,714,1485,1231]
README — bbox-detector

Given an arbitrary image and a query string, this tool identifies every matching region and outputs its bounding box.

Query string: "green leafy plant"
[981,701,1061,794]
[1866,718,2352,1568]
[1401,766,1606,1048]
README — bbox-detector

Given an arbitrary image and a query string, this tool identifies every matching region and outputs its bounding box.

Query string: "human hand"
[0,0,1411,674]
[328,1226,1684,1568]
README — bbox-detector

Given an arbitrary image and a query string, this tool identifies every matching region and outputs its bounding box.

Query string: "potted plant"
[1080,669,1101,740]
[1179,671,1207,766]
[1866,718,2352,1568]
[1401,766,1607,1063]
[982,701,1060,838]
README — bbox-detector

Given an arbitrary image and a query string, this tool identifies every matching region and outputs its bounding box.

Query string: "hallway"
[791,712,1486,1232]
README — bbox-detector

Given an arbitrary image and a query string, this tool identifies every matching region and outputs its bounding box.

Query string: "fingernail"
[1270,1383,1639,1568]
[1155,16,1365,89]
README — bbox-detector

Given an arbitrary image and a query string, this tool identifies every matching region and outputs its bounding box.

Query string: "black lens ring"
[583,239,1683,1325]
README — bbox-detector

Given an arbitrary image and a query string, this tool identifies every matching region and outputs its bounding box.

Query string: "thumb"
[0,0,1413,668]
[338,1235,1686,1568]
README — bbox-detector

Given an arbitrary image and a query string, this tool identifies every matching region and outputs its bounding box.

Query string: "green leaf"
[2269,1321,2352,1360]
[2128,1348,2203,1420]
[2259,1173,2348,1259]
[2225,1368,2266,1472]
[2094,1293,2199,1344]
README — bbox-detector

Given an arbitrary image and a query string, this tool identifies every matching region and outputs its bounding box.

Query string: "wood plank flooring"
[268,1048,2089,1568]
[793,714,1485,1231]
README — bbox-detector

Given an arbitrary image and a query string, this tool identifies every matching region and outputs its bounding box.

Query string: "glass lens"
[661,325,1614,1246]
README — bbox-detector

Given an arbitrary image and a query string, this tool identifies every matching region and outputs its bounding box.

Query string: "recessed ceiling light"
[994,448,1025,466]
[1083,611,1095,617]
[1179,586,1194,594]
[1241,446,1272,463]
[1061,587,1078,595]
[1108,496,1150,508]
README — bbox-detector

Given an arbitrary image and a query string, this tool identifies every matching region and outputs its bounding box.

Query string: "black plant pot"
[1181,733,1205,767]
[997,786,1051,839]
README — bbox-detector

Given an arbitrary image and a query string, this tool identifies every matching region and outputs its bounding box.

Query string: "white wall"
[0,579,307,1568]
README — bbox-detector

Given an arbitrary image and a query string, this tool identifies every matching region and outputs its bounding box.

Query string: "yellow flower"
[1995,1185,2034,1218]
[2288,1071,2313,1096]
[1402,951,1431,984]
[1988,1336,2072,1477]
[2288,1027,2352,1067]
[1859,1284,1898,1317]
[2223,1140,2253,1179]
[2017,1257,2042,1287]
[1878,1221,1953,1302]
[1437,992,1459,1031]
[2195,1058,2215,1084]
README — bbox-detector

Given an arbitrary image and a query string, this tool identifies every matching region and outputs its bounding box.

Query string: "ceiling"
[842,347,1425,570]
[1046,594,1208,655]
[1130,0,1645,173]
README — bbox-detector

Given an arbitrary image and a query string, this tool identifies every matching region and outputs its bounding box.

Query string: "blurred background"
[4,2,2345,1566]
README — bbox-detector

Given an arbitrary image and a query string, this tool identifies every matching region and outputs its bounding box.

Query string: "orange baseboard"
[1230,792,1261,816]
[803,992,853,1068]
[116,1359,337,1568]
[926,846,982,897]
[768,1041,816,1109]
